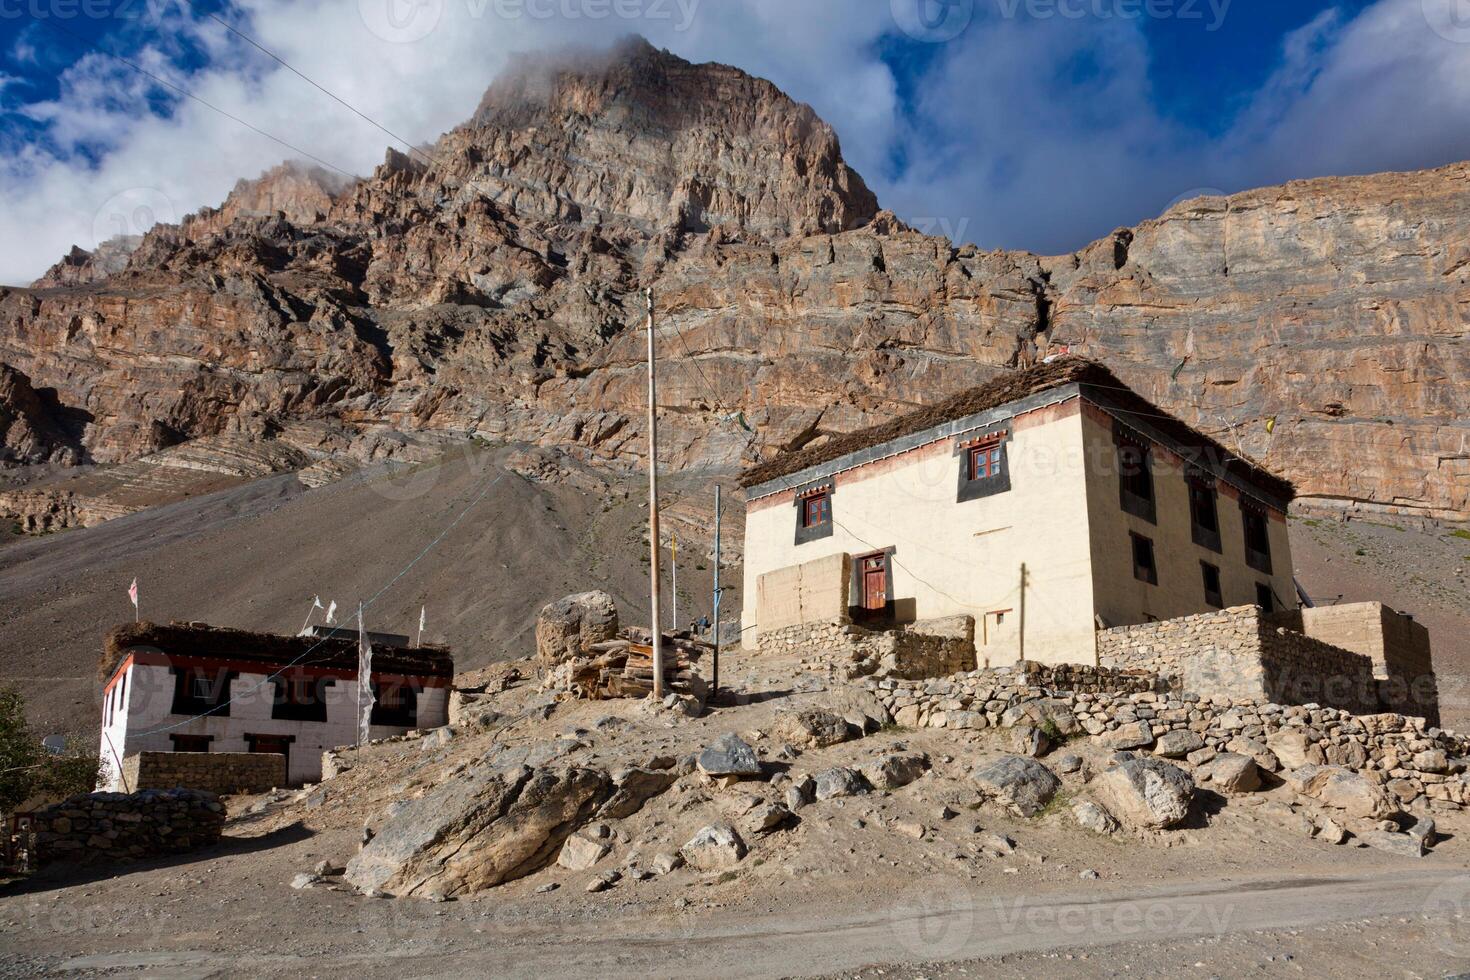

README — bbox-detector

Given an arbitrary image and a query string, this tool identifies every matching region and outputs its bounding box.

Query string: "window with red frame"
[801,492,830,528]
[967,444,1003,481]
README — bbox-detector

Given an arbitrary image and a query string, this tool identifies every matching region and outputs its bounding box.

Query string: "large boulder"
[345,764,610,898]
[680,823,747,870]
[814,767,868,800]
[1153,730,1204,759]
[1206,753,1261,794]
[1001,698,1080,737]
[1106,721,1154,750]
[1092,757,1194,830]
[971,755,1060,817]
[1266,730,1324,770]
[1072,800,1120,834]
[772,707,852,748]
[859,752,930,791]
[599,767,679,819]
[535,591,619,664]
[1296,766,1398,820]
[820,688,894,734]
[697,734,763,779]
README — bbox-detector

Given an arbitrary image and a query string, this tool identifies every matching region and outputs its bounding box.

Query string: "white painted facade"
[98,652,449,789]
[741,384,1298,667]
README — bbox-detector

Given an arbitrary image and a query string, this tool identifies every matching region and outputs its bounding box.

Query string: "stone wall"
[869,671,1470,811]
[1097,605,1380,715]
[757,618,976,680]
[27,788,225,865]
[122,751,286,796]
[1271,602,1439,725]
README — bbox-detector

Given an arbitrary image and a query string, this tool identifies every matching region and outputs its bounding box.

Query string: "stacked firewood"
[549,627,712,701]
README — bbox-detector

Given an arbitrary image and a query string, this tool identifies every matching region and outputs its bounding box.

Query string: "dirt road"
[15,868,1470,978]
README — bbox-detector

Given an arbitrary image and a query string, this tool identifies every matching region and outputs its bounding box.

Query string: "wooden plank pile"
[553,628,712,701]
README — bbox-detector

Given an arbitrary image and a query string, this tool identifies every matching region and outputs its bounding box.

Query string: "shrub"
[0,687,102,814]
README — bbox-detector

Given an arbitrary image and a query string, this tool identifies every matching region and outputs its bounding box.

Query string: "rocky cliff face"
[0,37,1465,522]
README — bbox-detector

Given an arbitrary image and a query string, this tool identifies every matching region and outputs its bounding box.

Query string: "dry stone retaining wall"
[27,788,225,865]
[758,618,975,680]
[870,669,1470,810]
[1097,606,1381,715]
[122,751,286,796]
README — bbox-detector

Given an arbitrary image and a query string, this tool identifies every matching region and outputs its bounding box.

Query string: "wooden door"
[861,555,887,612]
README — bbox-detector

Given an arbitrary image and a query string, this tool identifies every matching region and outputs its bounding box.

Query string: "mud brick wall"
[1097,606,1380,714]
[123,751,286,796]
[28,788,225,865]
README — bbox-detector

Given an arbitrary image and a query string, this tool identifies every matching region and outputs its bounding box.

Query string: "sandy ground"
[4,646,1470,979]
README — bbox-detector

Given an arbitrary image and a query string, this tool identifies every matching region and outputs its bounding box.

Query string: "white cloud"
[2,0,1469,284]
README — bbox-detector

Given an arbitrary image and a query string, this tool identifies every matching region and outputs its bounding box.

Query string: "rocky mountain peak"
[456,35,878,241]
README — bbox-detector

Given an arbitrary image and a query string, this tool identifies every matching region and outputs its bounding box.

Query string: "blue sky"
[1,0,1469,284]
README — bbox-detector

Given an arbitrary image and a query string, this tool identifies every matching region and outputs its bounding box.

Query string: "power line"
[27,13,357,181]
[173,0,439,171]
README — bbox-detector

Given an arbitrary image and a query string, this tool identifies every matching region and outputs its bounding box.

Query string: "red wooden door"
[862,555,887,611]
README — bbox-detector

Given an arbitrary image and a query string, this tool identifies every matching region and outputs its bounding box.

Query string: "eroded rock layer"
[0,37,1465,520]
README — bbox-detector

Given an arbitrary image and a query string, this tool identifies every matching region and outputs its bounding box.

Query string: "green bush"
[0,686,102,814]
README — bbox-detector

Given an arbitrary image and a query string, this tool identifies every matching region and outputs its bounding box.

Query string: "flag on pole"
[325,600,338,625]
[417,606,426,646]
[357,605,374,746]
[128,578,139,622]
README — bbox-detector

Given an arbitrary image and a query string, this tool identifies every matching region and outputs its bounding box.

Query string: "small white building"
[97,621,453,788]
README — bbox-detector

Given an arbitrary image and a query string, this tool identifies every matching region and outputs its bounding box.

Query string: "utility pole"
[671,532,678,632]
[1017,562,1027,663]
[645,288,665,700]
[712,483,722,698]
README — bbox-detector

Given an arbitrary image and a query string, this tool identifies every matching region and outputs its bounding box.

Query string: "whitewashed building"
[97,621,453,788]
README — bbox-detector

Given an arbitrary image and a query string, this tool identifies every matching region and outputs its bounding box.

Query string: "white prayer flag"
[357,605,374,746]
[326,600,338,625]
[128,578,139,621]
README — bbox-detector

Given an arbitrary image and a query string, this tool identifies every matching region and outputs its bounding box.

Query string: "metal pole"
[671,533,678,632]
[645,288,665,700]
[1018,562,1027,663]
[712,483,721,698]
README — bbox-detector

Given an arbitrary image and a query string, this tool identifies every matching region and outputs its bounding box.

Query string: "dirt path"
[17,868,1470,978]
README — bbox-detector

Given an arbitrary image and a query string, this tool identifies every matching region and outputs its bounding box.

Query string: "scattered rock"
[1358,830,1426,858]
[312,860,344,877]
[1007,724,1050,757]
[1208,753,1261,794]
[1079,869,1100,880]
[535,882,559,894]
[891,818,927,840]
[785,774,816,811]
[556,834,611,871]
[1266,730,1322,770]
[1054,754,1084,775]
[772,707,852,748]
[744,803,794,835]
[1296,767,1398,820]
[600,767,679,819]
[1408,814,1437,845]
[1153,730,1204,759]
[1225,737,1280,773]
[1092,757,1194,830]
[1315,817,1348,845]
[814,767,868,801]
[971,755,1060,818]
[1072,800,1119,835]
[290,873,322,890]
[1106,721,1154,750]
[649,852,684,875]
[858,752,930,791]
[697,734,763,779]
[680,823,747,871]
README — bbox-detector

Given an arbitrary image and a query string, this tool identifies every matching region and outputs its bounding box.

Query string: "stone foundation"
[27,788,226,865]
[758,618,976,680]
[122,751,286,796]
[870,670,1470,810]
[1097,606,1382,715]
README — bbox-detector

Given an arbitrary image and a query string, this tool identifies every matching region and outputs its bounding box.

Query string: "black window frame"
[370,679,420,728]
[170,666,235,717]
[1115,431,1156,524]
[1201,561,1223,608]
[793,481,835,545]
[1241,501,1273,574]
[170,734,213,753]
[956,428,1012,503]
[270,672,334,723]
[1130,532,1158,585]
[1186,471,1222,553]
[1255,582,1275,613]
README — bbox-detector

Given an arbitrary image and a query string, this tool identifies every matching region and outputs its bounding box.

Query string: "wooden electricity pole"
[645,288,665,700]
[712,483,722,698]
